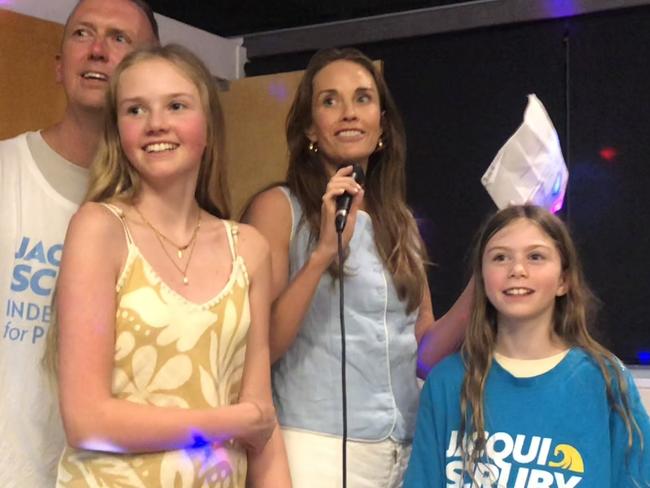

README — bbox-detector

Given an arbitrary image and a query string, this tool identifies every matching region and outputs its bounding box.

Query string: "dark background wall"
[247,6,650,364]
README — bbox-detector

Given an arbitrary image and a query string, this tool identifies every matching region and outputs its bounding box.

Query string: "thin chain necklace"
[134,206,202,285]
[135,206,201,259]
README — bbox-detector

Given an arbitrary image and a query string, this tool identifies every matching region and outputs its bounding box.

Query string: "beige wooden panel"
[220,69,305,218]
[0,9,65,139]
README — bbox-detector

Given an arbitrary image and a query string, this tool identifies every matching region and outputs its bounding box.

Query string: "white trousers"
[281,428,412,488]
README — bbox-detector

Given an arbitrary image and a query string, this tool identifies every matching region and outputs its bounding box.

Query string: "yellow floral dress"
[56,204,249,487]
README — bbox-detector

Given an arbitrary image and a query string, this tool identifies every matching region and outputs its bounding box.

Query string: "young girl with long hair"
[50,44,290,487]
[404,205,650,487]
[243,47,472,487]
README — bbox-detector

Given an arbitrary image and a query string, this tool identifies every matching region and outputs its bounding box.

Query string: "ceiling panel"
[147,0,468,37]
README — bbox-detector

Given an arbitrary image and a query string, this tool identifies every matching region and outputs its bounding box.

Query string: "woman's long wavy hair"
[286,47,426,312]
[458,205,642,482]
[43,44,230,377]
[86,43,230,218]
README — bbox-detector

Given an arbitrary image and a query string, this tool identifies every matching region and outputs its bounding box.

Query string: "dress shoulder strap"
[223,220,239,261]
[99,202,134,245]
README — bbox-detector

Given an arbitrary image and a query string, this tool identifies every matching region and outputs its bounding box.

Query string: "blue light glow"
[183,432,235,484]
[542,0,580,17]
[79,438,125,453]
[551,199,563,214]
[190,431,210,448]
[637,351,650,365]
[268,81,288,102]
[552,174,562,196]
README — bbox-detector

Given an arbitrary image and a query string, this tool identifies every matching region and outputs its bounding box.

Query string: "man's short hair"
[126,0,160,41]
[65,0,160,42]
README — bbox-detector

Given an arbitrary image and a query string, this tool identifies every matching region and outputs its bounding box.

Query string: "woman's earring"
[308,141,319,153]
[376,137,384,151]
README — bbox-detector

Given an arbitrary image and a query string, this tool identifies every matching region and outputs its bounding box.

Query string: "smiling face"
[57,0,157,111]
[305,60,382,172]
[482,218,567,331]
[116,58,208,187]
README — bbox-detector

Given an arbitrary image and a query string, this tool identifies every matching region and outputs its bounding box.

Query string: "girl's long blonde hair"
[459,205,641,481]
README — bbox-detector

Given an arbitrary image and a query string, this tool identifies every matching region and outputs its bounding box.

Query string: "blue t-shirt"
[404,348,650,487]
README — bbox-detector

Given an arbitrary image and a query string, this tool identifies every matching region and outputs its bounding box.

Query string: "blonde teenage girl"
[51,44,290,487]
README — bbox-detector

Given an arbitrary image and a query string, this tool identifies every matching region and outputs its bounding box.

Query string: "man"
[0,1,159,485]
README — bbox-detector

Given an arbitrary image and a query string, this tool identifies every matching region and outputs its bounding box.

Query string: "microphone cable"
[335,162,363,488]
[337,229,348,488]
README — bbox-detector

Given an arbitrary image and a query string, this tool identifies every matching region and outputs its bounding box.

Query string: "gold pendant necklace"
[135,206,201,259]
[134,206,201,285]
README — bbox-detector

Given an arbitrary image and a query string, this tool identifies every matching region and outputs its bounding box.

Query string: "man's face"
[56,0,157,111]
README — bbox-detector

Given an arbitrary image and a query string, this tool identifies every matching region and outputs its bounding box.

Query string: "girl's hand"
[234,400,277,453]
[314,164,364,264]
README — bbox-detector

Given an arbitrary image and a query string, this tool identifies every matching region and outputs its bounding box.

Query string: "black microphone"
[335,163,365,233]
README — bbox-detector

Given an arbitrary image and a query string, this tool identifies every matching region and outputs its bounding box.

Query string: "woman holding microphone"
[244,47,471,487]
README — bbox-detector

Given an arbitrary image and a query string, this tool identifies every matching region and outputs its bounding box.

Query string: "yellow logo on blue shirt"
[445,430,584,486]
[548,444,584,473]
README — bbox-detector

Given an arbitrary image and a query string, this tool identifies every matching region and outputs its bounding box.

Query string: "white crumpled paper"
[481,94,568,213]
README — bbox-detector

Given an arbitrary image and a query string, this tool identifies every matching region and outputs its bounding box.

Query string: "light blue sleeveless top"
[272,187,420,442]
